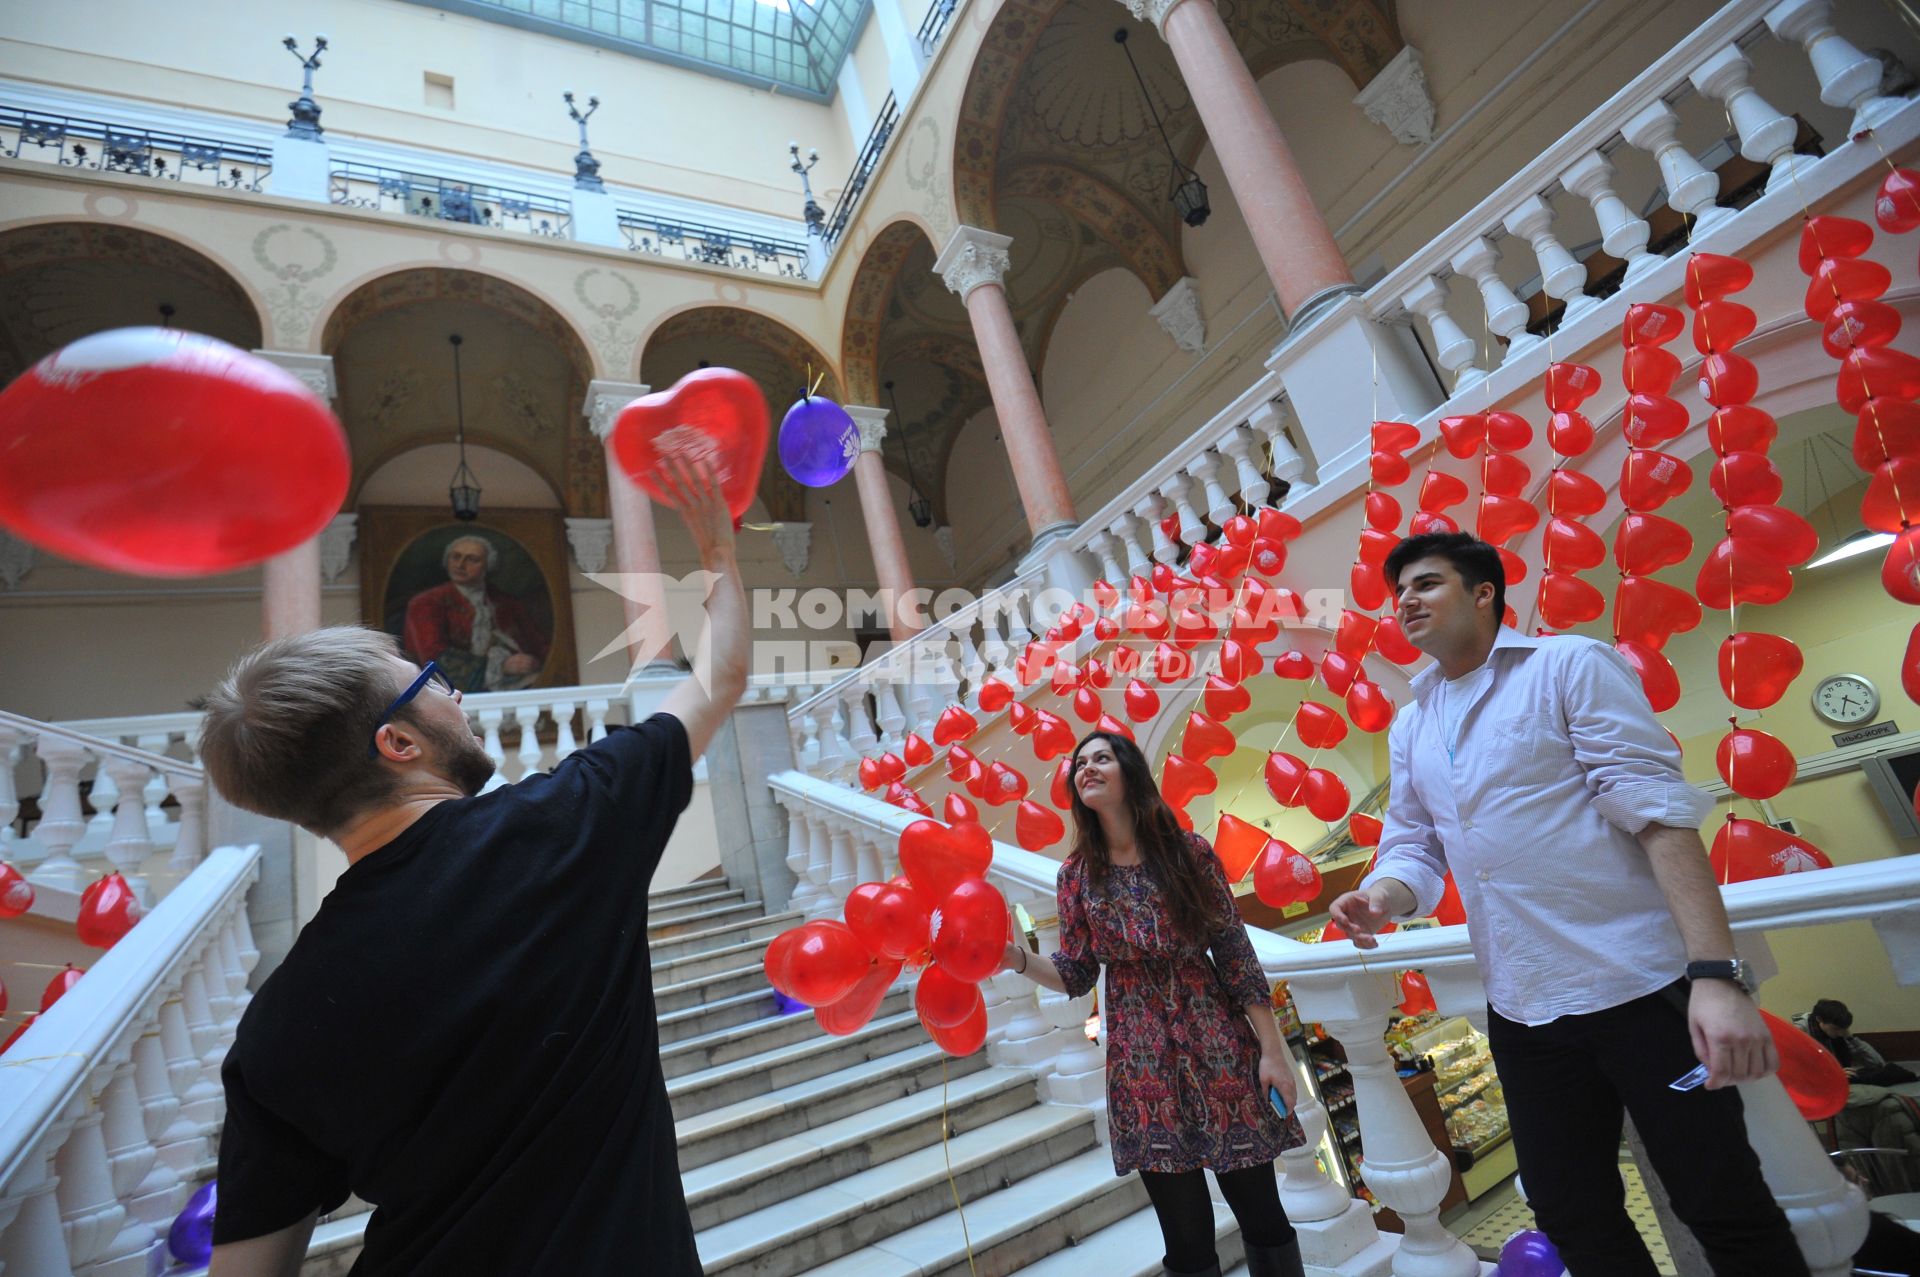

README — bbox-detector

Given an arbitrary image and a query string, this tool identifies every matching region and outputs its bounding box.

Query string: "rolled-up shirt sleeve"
[1562,642,1712,834]
[1362,713,1450,918]
[1049,858,1100,999]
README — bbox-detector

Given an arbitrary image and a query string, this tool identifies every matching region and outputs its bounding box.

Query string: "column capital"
[1353,44,1435,146]
[1148,277,1205,354]
[1118,0,1201,35]
[933,226,1013,302]
[584,379,649,442]
[564,516,614,574]
[845,404,889,453]
[771,521,813,576]
[250,350,335,400]
[318,513,357,584]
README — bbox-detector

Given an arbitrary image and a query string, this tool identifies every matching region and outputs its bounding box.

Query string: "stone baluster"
[1691,45,1808,193]
[101,755,157,902]
[1247,402,1307,491]
[826,823,858,906]
[220,917,254,1014]
[1767,0,1902,137]
[1293,973,1479,1276]
[1622,99,1732,232]
[794,702,824,774]
[136,734,172,842]
[94,1054,162,1270]
[1742,1074,1870,1274]
[1189,452,1235,528]
[978,600,1013,685]
[953,625,985,703]
[476,709,508,778]
[584,698,610,743]
[1089,530,1126,591]
[1503,193,1595,324]
[180,964,224,1082]
[127,1025,186,1229]
[158,992,219,1136]
[0,724,21,860]
[1040,984,1106,1121]
[1157,473,1206,553]
[83,755,118,846]
[819,698,856,782]
[1560,149,1658,283]
[1219,428,1272,510]
[784,809,825,915]
[54,1090,125,1269]
[1005,588,1035,653]
[0,1135,70,1276]
[852,828,883,886]
[1449,235,1537,363]
[843,687,880,757]
[1112,511,1155,579]
[1278,1095,1352,1222]
[873,680,909,751]
[166,773,207,878]
[804,815,837,918]
[1400,276,1480,392]
[550,701,579,763]
[29,735,92,890]
[203,934,240,1045]
[1133,495,1178,567]
[231,901,260,979]
[903,675,940,742]
[515,709,545,777]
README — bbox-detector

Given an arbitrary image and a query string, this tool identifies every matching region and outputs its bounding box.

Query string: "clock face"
[1813,675,1879,726]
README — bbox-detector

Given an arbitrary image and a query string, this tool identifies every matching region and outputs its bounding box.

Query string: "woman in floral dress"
[1001,730,1307,1277]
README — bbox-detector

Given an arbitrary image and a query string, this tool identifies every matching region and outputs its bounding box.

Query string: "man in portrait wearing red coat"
[402,535,550,692]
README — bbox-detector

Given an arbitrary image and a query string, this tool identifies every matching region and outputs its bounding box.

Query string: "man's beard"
[423,717,498,796]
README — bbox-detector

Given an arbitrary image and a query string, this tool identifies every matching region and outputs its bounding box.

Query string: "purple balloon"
[777,396,860,488]
[771,991,810,1016]
[168,1179,218,1265]
[1497,1228,1564,1277]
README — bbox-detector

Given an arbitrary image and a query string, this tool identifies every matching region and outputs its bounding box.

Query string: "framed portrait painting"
[359,507,579,692]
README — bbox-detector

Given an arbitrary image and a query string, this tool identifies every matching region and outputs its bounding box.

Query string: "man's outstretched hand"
[657,457,735,568]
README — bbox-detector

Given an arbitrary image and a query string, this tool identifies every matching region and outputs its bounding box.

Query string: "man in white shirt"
[1327,532,1805,1277]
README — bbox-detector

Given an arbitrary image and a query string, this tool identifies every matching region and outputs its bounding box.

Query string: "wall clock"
[1812,674,1879,726]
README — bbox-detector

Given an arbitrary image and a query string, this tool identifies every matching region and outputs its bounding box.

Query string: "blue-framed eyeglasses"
[367,661,456,757]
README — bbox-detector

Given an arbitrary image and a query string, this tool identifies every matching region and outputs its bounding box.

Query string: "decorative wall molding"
[565,517,615,575]
[933,225,1013,302]
[933,524,957,571]
[1149,277,1206,354]
[250,349,337,400]
[1354,45,1437,146]
[772,522,813,577]
[318,514,357,584]
[583,379,650,442]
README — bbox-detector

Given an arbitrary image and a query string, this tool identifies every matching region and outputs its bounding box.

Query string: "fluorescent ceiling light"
[1807,529,1895,569]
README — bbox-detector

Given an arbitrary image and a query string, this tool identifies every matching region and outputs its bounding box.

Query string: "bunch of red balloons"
[764,816,1007,1055]
[1539,357,1610,631]
[1800,210,1920,708]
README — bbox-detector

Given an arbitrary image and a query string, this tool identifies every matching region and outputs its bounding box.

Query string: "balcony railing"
[823,93,899,250]
[916,0,959,58]
[328,161,571,237]
[0,105,271,192]
[617,209,810,277]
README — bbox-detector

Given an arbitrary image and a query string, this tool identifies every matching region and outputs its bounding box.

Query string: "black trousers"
[1487,981,1808,1277]
[1139,1163,1294,1273]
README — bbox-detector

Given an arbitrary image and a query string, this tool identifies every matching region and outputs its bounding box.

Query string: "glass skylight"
[408,0,868,102]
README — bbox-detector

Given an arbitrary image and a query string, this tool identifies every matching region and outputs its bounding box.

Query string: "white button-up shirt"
[1360,628,1713,1025]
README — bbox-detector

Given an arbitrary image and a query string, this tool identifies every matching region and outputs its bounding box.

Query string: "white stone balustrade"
[0,843,260,1277]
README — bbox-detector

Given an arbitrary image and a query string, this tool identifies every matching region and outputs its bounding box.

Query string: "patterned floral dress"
[1051,832,1305,1175]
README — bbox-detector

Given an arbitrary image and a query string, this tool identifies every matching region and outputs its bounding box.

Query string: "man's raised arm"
[657,458,750,761]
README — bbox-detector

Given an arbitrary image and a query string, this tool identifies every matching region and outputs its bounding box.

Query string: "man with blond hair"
[200,460,742,1277]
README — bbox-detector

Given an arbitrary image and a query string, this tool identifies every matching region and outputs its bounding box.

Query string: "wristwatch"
[1686,959,1754,993]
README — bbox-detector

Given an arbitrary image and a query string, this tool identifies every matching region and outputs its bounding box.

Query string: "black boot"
[1242,1236,1306,1277]
[1162,1259,1222,1277]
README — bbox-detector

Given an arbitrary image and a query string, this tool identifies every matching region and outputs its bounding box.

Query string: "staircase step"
[667,1008,939,1120]
[695,1104,1098,1277]
[649,899,766,939]
[659,987,783,1047]
[653,937,775,987]
[649,910,801,964]
[649,885,749,923]
[1015,1199,1239,1277]
[675,1037,989,1170]
[649,877,731,904]
[654,961,770,1016]
[662,988,913,1075]
[683,1066,1038,1230]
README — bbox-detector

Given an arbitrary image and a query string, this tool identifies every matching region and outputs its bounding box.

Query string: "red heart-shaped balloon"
[1370,450,1412,486]
[933,706,979,747]
[1365,490,1403,532]
[1710,451,1784,507]
[1397,971,1438,1017]
[1907,621,1920,707]
[1373,615,1422,665]
[1622,393,1689,448]
[1161,753,1218,810]
[915,962,982,1029]
[1180,712,1236,762]
[1334,609,1378,660]
[1622,302,1685,348]
[1258,509,1303,542]
[1615,639,1680,712]
[1050,660,1082,697]
[1708,405,1778,455]
[1799,216,1874,273]
[76,871,145,949]
[0,330,352,576]
[1485,411,1533,453]
[977,680,1014,713]
[1883,526,1920,605]
[1303,769,1351,822]
[1865,456,1920,532]
[1253,839,1322,908]
[1716,728,1797,799]
[1476,493,1540,545]
[41,964,84,1012]
[1697,351,1759,407]
[924,993,988,1057]
[1213,813,1268,882]
[815,957,905,1037]
[613,367,769,520]
[1264,751,1309,807]
[846,881,932,961]
[1613,512,1693,576]
[1222,514,1258,547]
[1621,449,1694,511]
[0,862,34,918]
[1371,420,1421,454]
[1248,537,1288,578]
[1296,701,1348,750]
[1719,632,1804,709]
[884,782,933,816]
[1155,641,1195,684]
[1483,453,1532,499]
[1071,687,1105,725]
[898,819,993,903]
[1695,537,1795,610]
[1691,299,1758,355]
[1008,702,1036,736]
[1203,674,1253,720]
[932,877,1009,984]
[1726,505,1818,567]
[1685,252,1755,305]
[1805,256,1892,322]
[1172,605,1215,651]
[946,742,977,781]
[1548,468,1607,518]
[1409,511,1459,536]
[1545,517,1607,572]
[1622,344,1682,395]
[1218,639,1258,686]
[1838,346,1920,413]
[1766,1008,1849,1121]
[1273,651,1314,680]
[1439,414,1488,459]
[1419,470,1470,514]
[1346,680,1395,734]
[1093,579,1120,608]
[1549,410,1596,457]
[783,920,873,1007]
[1321,650,1362,696]
[1094,713,1135,741]
[1545,361,1603,411]
[1017,641,1060,687]
[902,733,933,768]
[1123,678,1161,722]
[858,757,886,791]
[1350,561,1389,611]
[1049,757,1074,810]
[1349,813,1383,847]
[1614,575,1702,650]
[1710,817,1832,884]
[1031,712,1076,762]
[945,792,980,825]
[1876,167,1920,233]
[1823,298,1902,359]
[1537,570,1606,629]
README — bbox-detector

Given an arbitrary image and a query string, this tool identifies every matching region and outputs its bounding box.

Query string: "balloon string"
[941,1054,979,1276]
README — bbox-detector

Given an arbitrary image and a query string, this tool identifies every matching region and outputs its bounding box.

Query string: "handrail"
[617,208,810,277]
[824,93,900,249]
[0,710,202,777]
[0,103,272,191]
[0,843,258,1188]
[916,0,959,56]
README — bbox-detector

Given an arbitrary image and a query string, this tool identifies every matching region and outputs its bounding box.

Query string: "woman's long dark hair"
[1067,731,1226,941]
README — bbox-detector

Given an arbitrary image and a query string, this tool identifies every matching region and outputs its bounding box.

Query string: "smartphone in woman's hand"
[1268,1085,1289,1118]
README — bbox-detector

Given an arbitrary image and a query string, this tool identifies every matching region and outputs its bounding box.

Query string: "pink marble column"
[845,406,923,643]
[933,227,1077,542]
[253,351,338,640]
[1134,0,1353,320]
[587,381,676,670]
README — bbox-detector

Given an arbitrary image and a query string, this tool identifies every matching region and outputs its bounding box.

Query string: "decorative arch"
[842,220,940,406]
[0,221,265,381]
[318,267,594,386]
[1000,162,1183,297]
[638,305,843,404]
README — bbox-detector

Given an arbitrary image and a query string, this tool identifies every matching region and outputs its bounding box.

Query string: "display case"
[1404,1015,1518,1200]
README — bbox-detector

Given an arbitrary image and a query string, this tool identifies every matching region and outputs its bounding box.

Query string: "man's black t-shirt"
[214,713,701,1275]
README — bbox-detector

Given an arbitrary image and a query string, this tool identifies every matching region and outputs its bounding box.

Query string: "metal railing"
[916,0,958,57]
[0,104,271,191]
[823,93,899,250]
[328,161,571,237]
[616,209,810,277]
